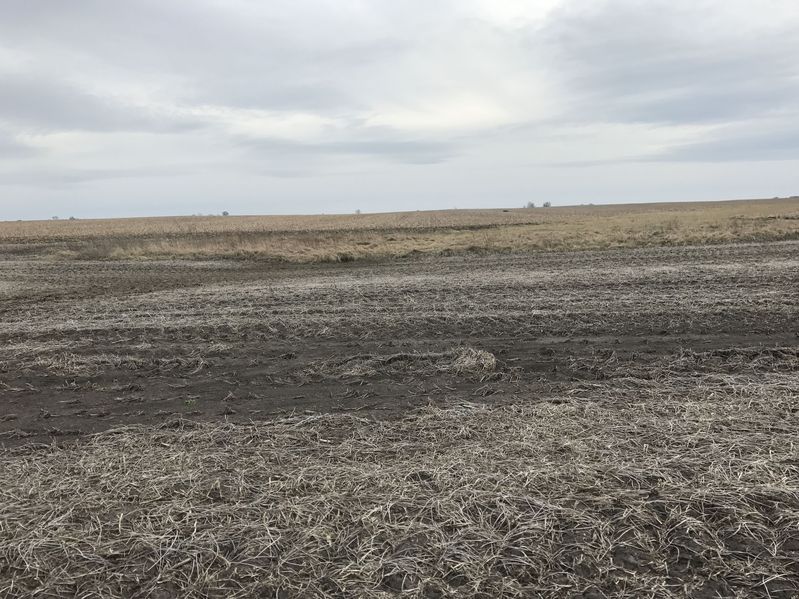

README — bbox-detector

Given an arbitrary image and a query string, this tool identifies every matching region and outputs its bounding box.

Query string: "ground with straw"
[2,380,798,598]
[1,231,797,598]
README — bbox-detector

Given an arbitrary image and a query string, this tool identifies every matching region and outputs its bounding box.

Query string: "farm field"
[2,197,798,262]
[1,224,798,596]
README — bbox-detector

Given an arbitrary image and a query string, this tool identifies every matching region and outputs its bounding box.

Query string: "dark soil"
[1,241,797,447]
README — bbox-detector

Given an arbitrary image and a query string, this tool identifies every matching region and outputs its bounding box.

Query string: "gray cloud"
[240,136,454,166]
[0,164,190,188]
[541,116,799,165]
[538,0,799,125]
[0,0,797,218]
[0,73,200,133]
[0,0,405,114]
[0,131,38,158]
[651,121,799,162]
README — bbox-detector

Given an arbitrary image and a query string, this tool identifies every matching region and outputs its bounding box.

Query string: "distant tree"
[69,216,77,221]
[51,216,59,220]
[542,201,552,208]
[222,211,229,216]
[355,209,361,215]
[526,201,535,209]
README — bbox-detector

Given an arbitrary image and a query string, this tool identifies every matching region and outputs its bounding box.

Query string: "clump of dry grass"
[2,387,798,598]
[450,347,498,375]
[301,346,506,382]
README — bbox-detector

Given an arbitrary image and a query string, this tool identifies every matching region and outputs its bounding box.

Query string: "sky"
[1,0,798,220]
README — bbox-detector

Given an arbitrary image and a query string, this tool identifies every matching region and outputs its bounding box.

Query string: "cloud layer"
[1,0,798,218]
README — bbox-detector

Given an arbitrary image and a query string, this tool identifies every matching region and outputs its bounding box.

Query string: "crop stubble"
[0,240,798,597]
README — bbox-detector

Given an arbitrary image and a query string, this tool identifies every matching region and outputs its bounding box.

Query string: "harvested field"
[2,198,798,262]
[3,394,799,598]
[1,232,798,597]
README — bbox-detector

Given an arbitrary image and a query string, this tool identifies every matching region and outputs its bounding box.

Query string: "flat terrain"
[1,235,798,597]
[1,240,796,443]
[2,197,798,261]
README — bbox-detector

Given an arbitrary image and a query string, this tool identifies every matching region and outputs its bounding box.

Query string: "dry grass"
[301,347,506,382]
[23,353,210,378]
[2,377,798,598]
[1,209,545,240]
[2,198,798,262]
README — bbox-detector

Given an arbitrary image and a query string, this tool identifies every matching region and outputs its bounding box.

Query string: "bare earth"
[1,240,797,442]
[1,240,798,597]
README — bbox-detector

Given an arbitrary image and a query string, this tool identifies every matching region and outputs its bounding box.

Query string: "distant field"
[2,197,798,262]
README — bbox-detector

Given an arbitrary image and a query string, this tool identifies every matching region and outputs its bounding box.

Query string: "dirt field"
[1,238,798,597]
[1,240,796,443]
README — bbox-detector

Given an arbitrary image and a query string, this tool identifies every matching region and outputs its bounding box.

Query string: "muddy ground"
[1,241,797,447]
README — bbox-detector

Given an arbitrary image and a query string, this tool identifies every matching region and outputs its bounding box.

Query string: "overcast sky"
[1,0,798,219]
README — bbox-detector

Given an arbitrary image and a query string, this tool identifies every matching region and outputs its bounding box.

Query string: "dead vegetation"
[23,353,209,378]
[2,198,798,262]
[1,237,798,597]
[570,347,799,381]
[2,383,798,598]
[301,347,507,382]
